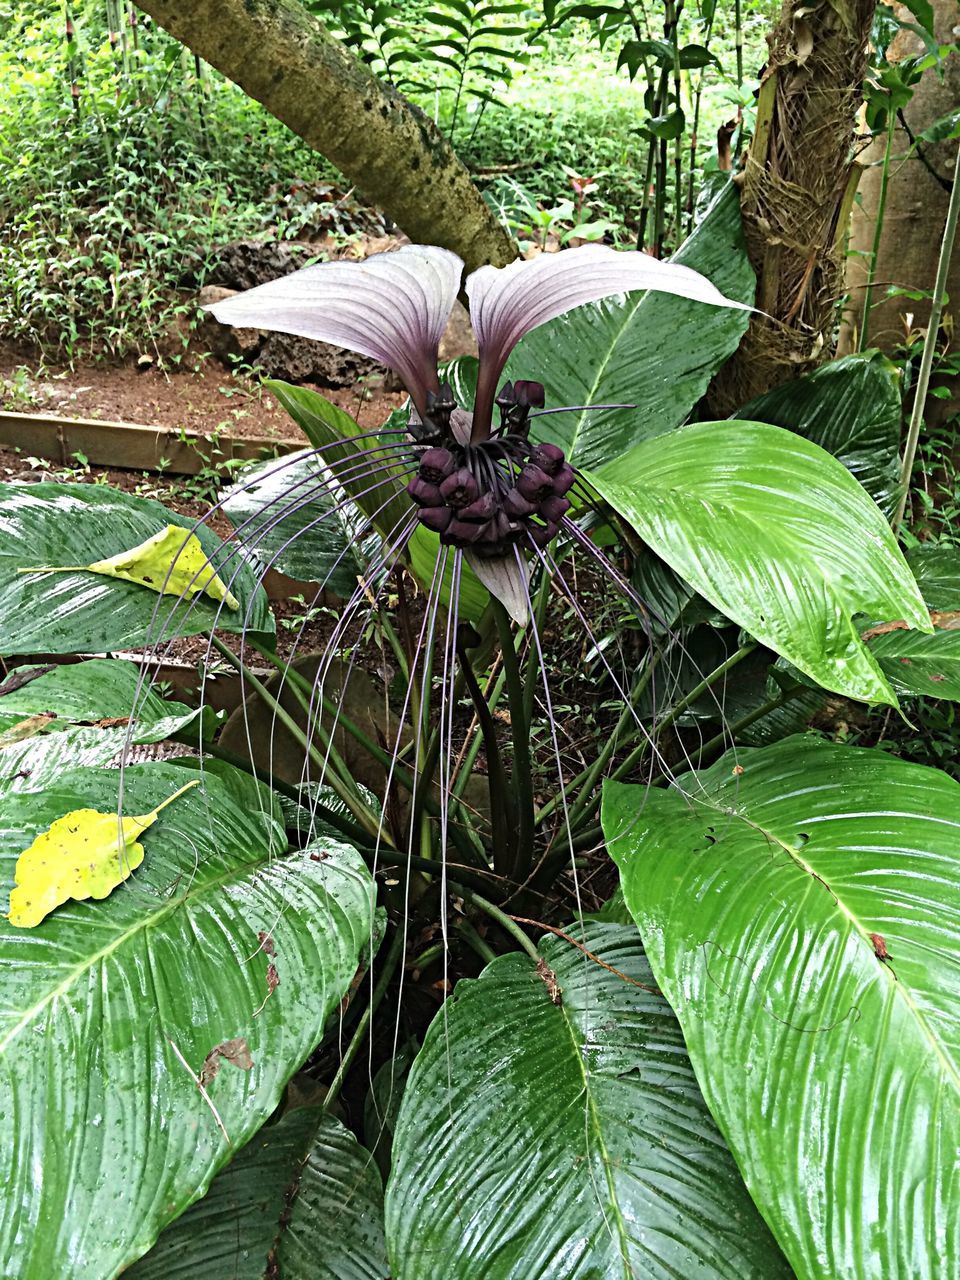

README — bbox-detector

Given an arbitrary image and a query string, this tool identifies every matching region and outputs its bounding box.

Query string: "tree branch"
[134,0,517,273]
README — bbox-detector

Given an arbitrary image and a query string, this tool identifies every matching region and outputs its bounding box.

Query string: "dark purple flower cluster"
[406,383,575,557]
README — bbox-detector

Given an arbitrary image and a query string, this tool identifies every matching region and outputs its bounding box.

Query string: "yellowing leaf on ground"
[18,525,240,610]
[7,779,200,928]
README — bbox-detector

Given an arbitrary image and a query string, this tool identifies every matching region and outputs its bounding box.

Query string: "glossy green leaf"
[503,183,754,468]
[588,420,930,704]
[385,923,792,1279]
[603,736,960,1280]
[0,761,375,1278]
[130,1102,387,1280]
[734,351,903,516]
[279,1112,388,1279]
[905,544,960,609]
[867,625,960,700]
[267,381,412,539]
[268,383,488,619]
[0,659,218,791]
[0,658,214,739]
[0,483,272,653]
[222,450,371,596]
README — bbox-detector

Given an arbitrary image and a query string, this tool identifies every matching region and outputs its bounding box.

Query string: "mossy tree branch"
[134,0,517,273]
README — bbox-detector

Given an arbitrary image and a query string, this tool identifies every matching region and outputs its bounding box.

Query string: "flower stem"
[323,926,405,1111]
[456,628,516,876]
[458,887,540,962]
[492,599,536,880]
[457,916,498,966]
[689,686,805,766]
[554,640,757,841]
[209,635,388,843]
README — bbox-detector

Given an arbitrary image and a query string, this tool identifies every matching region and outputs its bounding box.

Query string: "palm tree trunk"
[710,0,877,412]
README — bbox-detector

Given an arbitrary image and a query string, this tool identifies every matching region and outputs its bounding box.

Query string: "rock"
[203,239,318,292]
[256,331,400,390]
[197,237,412,390]
[197,284,261,367]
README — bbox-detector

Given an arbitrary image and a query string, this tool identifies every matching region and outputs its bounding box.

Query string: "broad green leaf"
[0,658,215,741]
[20,524,240,610]
[905,544,960,609]
[0,762,375,1278]
[867,624,960,700]
[603,736,960,1280]
[0,723,178,792]
[279,1112,388,1279]
[385,923,792,1279]
[0,483,272,653]
[130,1102,387,1280]
[7,778,199,927]
[222,449,371,596]
[588,420,930,705]
[503,183,754,468]
[0,660,218,793]
[267,381,412,539]
[268,384,489,618]
[735,351,903,516]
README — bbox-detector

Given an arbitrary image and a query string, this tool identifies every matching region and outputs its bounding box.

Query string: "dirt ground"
[0,340,406,442]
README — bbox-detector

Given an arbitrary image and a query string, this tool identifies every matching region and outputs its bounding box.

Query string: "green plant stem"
[457,630,515,876]
[560,640,758,842]
[452,662,506,801]
[245,637,485,863]
[378,606,410,685]
[493,600,535,879]
[457,917,497,966]
[459,888,540,962]
[209,635,387,842]
[858,108,896,353]
[521,566,552,735]
[690,687,805,766]
[536,651,660,827]
[323,926,405,1111]
[894,141,960,533]
[203,741,373,848]
[409,941,445,971]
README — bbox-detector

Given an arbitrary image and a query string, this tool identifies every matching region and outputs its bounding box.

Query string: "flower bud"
[540,494,570,523]
[514,380,545,409]
[528,520,559,548]
[516,464,553,503]
[458,492,497,523]
[529,442,564,475]
[552,465,575,497]
[440,468,479,509]
[445,517,486,544]
[418,447,456,484]
[503,488,535,518]
[406,477,443,507]
[418,506,453,533]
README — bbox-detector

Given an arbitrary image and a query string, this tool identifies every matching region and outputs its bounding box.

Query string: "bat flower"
[207,243,746,621]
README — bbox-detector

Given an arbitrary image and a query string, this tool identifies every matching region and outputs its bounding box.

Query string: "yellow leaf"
[18,525,240,610]
[0,713,57,748]
[6,779,200,928]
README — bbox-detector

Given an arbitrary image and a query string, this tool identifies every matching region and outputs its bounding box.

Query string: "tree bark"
[839,0,960,359]
[710,0,877,412]
[134,0,517,274]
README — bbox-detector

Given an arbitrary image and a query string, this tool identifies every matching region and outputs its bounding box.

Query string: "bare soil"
[0,340,406,442]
